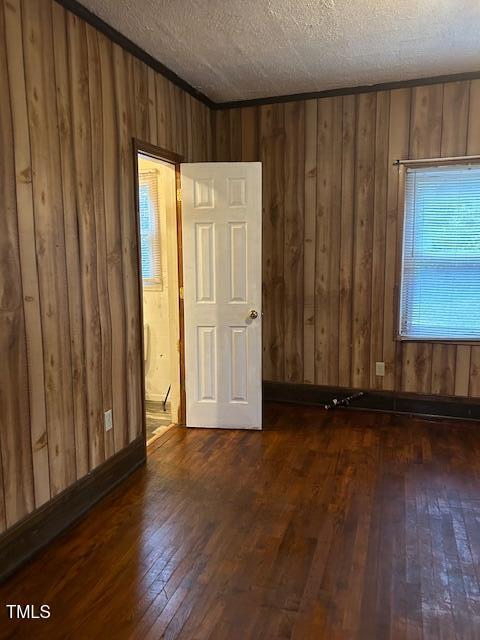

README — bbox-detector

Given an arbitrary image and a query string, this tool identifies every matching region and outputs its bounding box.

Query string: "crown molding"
[213,70,480,110]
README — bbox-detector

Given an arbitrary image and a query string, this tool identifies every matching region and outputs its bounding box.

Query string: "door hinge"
[176,188,182,203]
[179,286,184,300]
[176,339,181,352]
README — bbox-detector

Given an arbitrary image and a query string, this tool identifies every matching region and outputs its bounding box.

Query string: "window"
[399,164,480,340]
[139,170,162,288]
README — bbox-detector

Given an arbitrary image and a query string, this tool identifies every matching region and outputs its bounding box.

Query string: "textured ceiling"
[81,0,480,103]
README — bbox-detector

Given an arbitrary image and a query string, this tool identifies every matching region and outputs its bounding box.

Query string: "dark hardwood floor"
[1,403,480,639]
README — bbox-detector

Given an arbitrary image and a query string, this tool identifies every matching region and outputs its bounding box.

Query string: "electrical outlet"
[375,361,385,377]
[104,409,113,432]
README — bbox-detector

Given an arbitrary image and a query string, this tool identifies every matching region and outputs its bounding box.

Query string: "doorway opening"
[134,142,184,446]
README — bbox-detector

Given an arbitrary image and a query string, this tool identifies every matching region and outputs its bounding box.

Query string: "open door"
[181,162,262,429]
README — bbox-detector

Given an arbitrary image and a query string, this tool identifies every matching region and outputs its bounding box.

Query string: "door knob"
[249,309,258,319]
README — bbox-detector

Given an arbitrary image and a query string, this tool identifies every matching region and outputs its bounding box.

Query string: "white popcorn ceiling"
[81,0,480,103]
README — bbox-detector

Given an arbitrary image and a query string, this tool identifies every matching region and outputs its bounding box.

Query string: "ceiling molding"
[213,70,480,110]
[55,0,480,112]
[54,0,216,109]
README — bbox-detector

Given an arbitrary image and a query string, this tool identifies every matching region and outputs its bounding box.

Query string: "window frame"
[395,159,480,345]
[139,171,163,291]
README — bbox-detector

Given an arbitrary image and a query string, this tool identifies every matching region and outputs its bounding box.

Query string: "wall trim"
[215,70,480,110]
[54,0,215,109]
[264,381,480,422]
[0,436,146,584]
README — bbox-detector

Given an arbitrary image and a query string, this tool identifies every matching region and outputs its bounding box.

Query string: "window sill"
[395,335,480,345]
[142,285,164,293]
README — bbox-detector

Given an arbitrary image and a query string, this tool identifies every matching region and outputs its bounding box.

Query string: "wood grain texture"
[86,23,115,460]
[241,106,258,162]
[0,0,35,529]
[352,93,376,389]
[370,91,390,389]
[68,10,105,470]
[98,31,129,456]
[303,100,317,385]
[383,88,411,392]
[260,104,286,381]
[214,81,479,398]
[23,0,77,495]
[338,95,356,388]
[315,97,343,385]
[0,0,211,533]
[5,0,50,508]
[52,1,90,481]
[284,101,305,382]
[2,403,480,638]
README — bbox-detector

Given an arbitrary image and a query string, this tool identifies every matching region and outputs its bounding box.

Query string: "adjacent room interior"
[0,0,479,638]
[137,152,180,443]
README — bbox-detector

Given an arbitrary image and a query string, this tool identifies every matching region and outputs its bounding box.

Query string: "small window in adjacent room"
[139,170,163,288]
[399,163,480,340]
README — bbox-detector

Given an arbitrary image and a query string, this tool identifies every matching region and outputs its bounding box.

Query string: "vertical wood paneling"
[229,108,242,160]
[133,57,148,141]
[206,105,213,161]
[215,109,230,161]
[383,88,411,391]
[197,100,208,162]
[86,24,115,459]
[185,94,193,160]
[113,45,143,443]
[192,99,206,162]
[284,101,305,382]
[261,104,285,381]
[68,11,105,469]
[370,91,390,388]
[328,99,343,385]
[338,95,356,387]
[314,98,334,384]
[352,93,376,388]
[214,81,479,400]
[0,0,35,527]
[147,67,157,145]
[0,0,211,532]
[23,0,76,495]
[125,53,143,440]
[98,32,128,453]
[168,81,178,153]
[303,100,317,384]
[155,73,168,149]
[5,0,50,506]
[241,107,258,161]
[175,85,187,157]
[51,2,89,479]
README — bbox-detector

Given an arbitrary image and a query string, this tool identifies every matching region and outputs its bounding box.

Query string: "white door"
[181,162,262,429]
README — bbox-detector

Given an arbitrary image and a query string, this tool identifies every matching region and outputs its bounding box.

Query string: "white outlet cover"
[104,409,113,431]
[375,362,385,377]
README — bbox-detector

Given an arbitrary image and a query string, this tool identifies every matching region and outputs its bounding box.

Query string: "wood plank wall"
[213,81,480,399]
[0,0,212,533]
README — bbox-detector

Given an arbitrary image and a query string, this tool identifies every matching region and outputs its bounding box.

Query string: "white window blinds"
[139,170,162,288]
[399,164,480,340]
